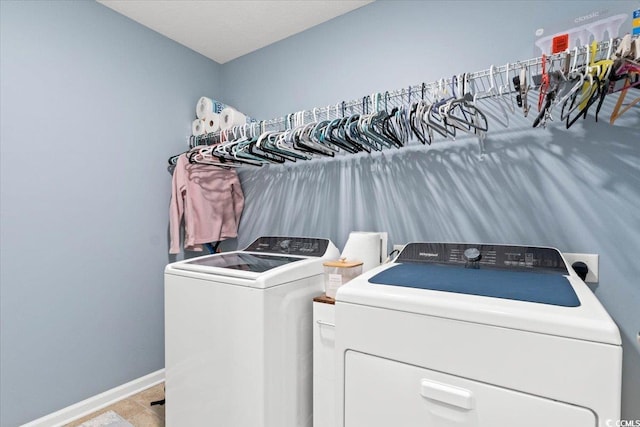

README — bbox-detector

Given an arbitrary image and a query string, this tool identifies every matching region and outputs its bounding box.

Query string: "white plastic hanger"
[473,65,510,127]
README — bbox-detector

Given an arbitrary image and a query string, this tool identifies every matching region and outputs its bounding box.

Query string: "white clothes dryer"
[165,236,339,427]
[335,242,622,427]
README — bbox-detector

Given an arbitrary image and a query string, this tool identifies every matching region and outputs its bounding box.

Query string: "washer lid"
[165,236,339,284]
[177,252,305,273]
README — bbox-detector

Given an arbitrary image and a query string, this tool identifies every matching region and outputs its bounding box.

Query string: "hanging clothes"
[169,153,244,254]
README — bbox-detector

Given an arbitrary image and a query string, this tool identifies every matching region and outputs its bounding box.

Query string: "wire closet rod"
[185,35,636,164]
[247,39,617,131]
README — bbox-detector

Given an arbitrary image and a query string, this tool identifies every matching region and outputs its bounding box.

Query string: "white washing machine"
[165,236,339,427]
[335,242,622,427]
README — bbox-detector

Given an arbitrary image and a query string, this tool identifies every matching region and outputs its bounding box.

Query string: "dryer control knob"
[463,248,481,262]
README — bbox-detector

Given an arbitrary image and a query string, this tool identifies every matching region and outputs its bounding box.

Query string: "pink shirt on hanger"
[169,153,244,254]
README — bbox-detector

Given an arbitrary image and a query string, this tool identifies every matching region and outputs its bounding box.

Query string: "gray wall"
[226,0,640,420]
[222,0,639,119]
[2,1,639,426]
[0,1,221,425]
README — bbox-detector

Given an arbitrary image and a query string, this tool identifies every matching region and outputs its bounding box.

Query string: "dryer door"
[344,351,596,427]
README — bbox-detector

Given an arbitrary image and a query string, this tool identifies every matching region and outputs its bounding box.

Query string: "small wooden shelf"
[313,294,335,305]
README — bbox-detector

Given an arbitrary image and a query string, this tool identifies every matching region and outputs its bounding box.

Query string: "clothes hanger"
[188,131,239,168]
[561,39,615,125]
[466,73,490,137]
[536,54,551,113]
[188,130,217,162]
[499,63,517,115]
[613,34,633,60]
[289,111,309,152]
[512,62,531,117]
[409,101,429,144]
[425,79,456,139]
[488,64,513,123]
[473,66,510,128]
[381,91,409,148]
[265,130,304,162]
[484,64,516,119]
[443,73,489,134]
[380,91,403,148]
[329,103,362,153]
[533,60,566,129]
[393,101,410,146]
[293,110,336,156]
[557,47,586,121]
[440,75,471,133]
[591,38,618,122]
[544,46,594,128]
[312,105,340,152]
[340,102,369,153]
[461,72,491,137]
[279,112,320,157]
[230,124,266,167]
[342,101,373,152]
[214,126,243,158]
[574,41,606,113]
[249,122,287,164]
[408,84,431,144]
[609,74,640,124]
[564,74,602,129]
[325,102,359,153]
[362,93,398,149]
[351,100,384,151]
[225,125,263,165]
[376,106,402,149]
[447,72,490,158]
[206,128,241,164]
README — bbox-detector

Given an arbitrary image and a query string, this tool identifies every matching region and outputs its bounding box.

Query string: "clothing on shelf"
[169,153,244,254]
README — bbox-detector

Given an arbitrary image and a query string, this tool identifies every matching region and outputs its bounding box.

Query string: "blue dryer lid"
[337,243,620,344]
[369,263,580,307]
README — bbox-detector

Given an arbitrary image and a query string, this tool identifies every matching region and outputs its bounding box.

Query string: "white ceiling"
[97,0,373,64]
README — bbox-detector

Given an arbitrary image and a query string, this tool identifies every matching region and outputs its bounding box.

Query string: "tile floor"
[64,383,165,427]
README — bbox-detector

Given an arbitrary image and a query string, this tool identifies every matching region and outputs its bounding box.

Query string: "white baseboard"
[21,369,165,427]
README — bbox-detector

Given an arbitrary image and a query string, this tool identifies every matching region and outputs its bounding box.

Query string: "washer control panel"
[397,243,568,273]
[245,236,329,257]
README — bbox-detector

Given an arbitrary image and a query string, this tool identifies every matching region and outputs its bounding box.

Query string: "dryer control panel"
[245,236,329,257]
[397,243,568,273]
